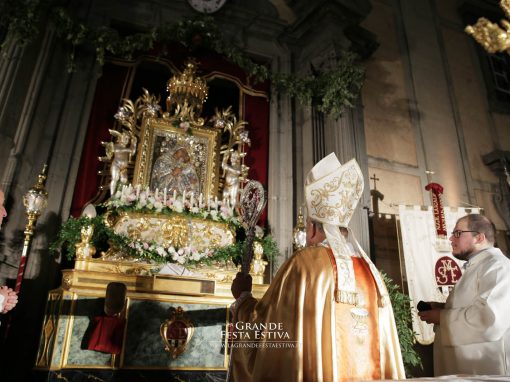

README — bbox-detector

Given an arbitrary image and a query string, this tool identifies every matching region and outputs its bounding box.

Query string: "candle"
[182,190,186,204]
[199,193,203,208]
[163,188,167,204]
[208,195,211,211]
[136,185,141,198]
[155,188,159,199]
[214,196,218,211]
[190,192,194,208]
[173,190,177,200]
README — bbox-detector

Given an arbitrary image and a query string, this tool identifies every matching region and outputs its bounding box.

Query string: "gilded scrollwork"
[112,212,234,252]
[36,293,62,367]
[161,218,189,248]
[62,275,72,290]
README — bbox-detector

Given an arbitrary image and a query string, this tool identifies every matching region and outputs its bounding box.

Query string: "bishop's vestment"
[230,245,405,382]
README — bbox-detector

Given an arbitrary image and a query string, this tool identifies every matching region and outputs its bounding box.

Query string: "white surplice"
[435,247,510,376]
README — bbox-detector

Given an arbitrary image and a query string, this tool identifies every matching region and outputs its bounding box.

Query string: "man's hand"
[0,286,18,313]
[231,272,252,299]
[418,308,441,325]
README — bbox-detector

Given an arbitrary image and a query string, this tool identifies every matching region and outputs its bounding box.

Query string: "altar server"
[419,214,510,376]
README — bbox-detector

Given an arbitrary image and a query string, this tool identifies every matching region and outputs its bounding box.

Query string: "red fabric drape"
[244,93,270,225]
[87,316,126,354]
[70,63,129,217]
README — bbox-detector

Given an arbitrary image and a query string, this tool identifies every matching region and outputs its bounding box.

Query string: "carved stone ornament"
[160,306,194,359]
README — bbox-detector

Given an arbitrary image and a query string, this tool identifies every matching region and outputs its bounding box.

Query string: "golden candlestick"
[293,207,307,250]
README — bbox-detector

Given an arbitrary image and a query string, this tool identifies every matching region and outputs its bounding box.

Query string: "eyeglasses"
[450,230,479,238]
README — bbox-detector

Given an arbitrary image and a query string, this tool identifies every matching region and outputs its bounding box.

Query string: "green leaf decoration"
[381,272,423,375]
[1,1,365,117]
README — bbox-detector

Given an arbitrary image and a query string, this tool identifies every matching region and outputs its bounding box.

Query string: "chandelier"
[465,0,510,55]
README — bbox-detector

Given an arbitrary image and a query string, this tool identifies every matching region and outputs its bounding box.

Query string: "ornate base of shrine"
[34,268,267,376]
[33,369,227,382]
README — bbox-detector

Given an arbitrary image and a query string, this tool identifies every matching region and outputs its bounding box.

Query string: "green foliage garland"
[381,272,422,375]
[50,215,279,266]
[0,0,365,118]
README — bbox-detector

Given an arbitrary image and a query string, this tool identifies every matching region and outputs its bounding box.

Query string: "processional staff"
[226,180,266,382]
[238,180,266,275]
[15,165,49,293]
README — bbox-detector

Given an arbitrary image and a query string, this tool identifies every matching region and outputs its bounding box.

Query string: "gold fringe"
[335,289,358,305]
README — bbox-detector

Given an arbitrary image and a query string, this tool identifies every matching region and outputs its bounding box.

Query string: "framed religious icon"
[133,116,221,198]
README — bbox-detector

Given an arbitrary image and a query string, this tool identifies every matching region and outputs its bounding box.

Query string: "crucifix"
[370,174,380,190]
[370,173,384,214]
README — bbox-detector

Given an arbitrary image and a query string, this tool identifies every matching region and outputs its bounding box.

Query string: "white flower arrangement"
[105,183,236,223]
[127,239,213,264]
[100,184,244,264]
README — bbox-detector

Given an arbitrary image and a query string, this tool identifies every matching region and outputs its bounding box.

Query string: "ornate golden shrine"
[35,62,271,376]
[75,60,267,282]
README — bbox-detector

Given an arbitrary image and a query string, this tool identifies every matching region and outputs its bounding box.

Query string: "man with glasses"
[418,214,510,376]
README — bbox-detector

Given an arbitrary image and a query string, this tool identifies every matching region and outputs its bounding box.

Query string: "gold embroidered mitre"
[305,153,364,304]
[305,154,364,227]
[305,153,389,307]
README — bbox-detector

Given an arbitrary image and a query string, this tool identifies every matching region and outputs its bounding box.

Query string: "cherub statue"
[222,150,242,209]
[75,225,96,259]
[101,129,137,196]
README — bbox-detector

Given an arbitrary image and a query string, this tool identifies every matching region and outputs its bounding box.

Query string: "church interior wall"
[361,0,508,237]
[436,0,465,24]
[367,167,424,215]
[362,0,419,168]
[474,188,507,230]
[441,25,498,185]
[398,0,470,208]
[492,113,510,151]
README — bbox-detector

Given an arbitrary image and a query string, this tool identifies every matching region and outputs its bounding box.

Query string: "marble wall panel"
[123,300,227,369]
